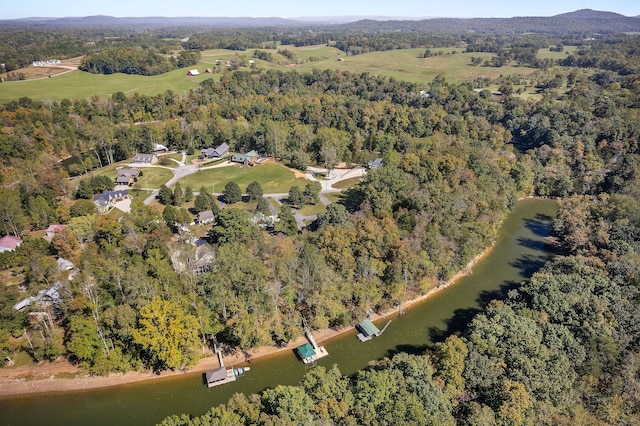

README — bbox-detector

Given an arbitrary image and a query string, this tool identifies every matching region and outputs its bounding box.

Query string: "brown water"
[0,198,557,426]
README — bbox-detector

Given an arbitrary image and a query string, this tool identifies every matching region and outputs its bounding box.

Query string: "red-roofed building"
[44,224,67,243]
[0,235,23,252]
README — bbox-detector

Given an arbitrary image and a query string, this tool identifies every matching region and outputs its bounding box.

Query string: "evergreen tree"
[223,181,242,204]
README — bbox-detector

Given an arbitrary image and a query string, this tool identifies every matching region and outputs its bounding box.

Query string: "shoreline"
[0,241,496,398]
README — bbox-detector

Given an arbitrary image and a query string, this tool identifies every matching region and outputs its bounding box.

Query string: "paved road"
[138,159,368,231]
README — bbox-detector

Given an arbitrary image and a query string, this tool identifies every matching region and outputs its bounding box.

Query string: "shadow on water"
[428,306,484,343]
[385,343,430,360]
[510,253,548,278]
[428,251,551,344]
[524,214,553,237]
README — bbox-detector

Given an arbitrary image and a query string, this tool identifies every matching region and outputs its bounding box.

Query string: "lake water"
[0,198,557,426]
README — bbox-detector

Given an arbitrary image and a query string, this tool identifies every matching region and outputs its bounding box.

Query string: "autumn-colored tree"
[132,297,201,370]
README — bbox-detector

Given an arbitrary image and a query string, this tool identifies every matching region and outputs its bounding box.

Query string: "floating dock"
[356,318,392,342]
[204,344,250,387]
[296,342,329,364]
[295,329,329,365]
[204,366,250,387]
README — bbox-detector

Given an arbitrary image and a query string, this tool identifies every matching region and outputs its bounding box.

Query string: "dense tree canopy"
[2,27,640,425]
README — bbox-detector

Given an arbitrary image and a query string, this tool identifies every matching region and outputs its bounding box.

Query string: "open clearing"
[0,45,552,104]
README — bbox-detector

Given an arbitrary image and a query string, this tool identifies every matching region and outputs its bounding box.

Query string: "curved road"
[138,154,368,230]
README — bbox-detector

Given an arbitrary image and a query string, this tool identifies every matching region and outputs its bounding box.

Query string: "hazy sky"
[3,0,638,20]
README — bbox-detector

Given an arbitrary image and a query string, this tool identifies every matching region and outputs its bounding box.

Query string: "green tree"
[66,315,102,363]
[246,181,263,201]
[256,197,271,216]
[303,181,322,205]
[261,385,315,425]
[288,185,305,208]
[132,297,200,371]
[0,187,27,236]
[193,187,216,214]
[223,181,242,204]
[208,208,256,245]
[172,183,184,206]
[184,186,193,202]
[75,179,94,199]
[276,204,298,236]
[158,185,173,205]
[70,199,97,217]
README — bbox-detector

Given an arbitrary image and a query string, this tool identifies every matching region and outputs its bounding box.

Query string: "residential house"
[170,243,215,275]
[368,158,383,169]
[132,153,158,164]
[201,143,229,159]
[93,189,129,214]
[0,235,22,253]
[195,210,215,225]
[13,281,64,311]
[56,257,74,272]
[231,150,259,165]
[115,168,140,186]
[44,224,67,243]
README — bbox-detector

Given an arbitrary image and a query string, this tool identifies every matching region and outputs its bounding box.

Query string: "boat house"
[356,319,381,342]
[205,367,232,387]
[295,329,329,365]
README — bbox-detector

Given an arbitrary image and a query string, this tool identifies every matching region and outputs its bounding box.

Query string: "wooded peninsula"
[1,9,640,425]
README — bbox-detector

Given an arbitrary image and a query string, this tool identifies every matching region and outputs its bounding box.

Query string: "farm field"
[0,44,552,104]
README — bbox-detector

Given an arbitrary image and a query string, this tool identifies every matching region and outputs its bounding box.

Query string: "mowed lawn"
[90,162,173,189]
[177,162,308,194]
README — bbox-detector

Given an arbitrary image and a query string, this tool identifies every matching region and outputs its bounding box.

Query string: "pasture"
[0,44,558,104]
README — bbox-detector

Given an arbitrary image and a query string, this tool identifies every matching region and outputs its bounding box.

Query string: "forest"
[1,17,640,424]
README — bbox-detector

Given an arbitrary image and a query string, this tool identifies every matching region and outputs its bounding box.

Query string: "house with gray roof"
[115,168,139,186]
[132,153,158,164]
[201,143,229,159]
[93,189,129,214]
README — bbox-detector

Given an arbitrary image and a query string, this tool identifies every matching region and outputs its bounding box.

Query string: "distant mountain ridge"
[553,9,627,19]
[0,9,639,34]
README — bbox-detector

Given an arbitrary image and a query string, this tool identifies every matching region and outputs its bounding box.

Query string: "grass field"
[177,162,308,193]
[332,176,362,190]
[90,162,173,189]
[0,44,551,104]
[298,202,327,216]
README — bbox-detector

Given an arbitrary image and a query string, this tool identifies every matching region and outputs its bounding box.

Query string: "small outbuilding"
[186,69,200,76]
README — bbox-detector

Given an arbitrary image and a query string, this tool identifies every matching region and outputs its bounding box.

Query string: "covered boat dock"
[296,342,328,365]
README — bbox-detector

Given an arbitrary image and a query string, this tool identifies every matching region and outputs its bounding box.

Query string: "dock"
[204,344,250,387]
[356,318,392,342]
[204,366,250,388]
[295,329,329,365]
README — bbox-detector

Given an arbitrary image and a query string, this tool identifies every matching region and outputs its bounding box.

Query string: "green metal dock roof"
[357,319,380,337]
[297,343,316,359]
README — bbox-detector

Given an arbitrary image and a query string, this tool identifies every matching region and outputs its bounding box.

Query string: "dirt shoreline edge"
[0,241,496,398]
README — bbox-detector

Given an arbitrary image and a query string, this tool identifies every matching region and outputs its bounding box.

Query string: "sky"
[3,0,638,20]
